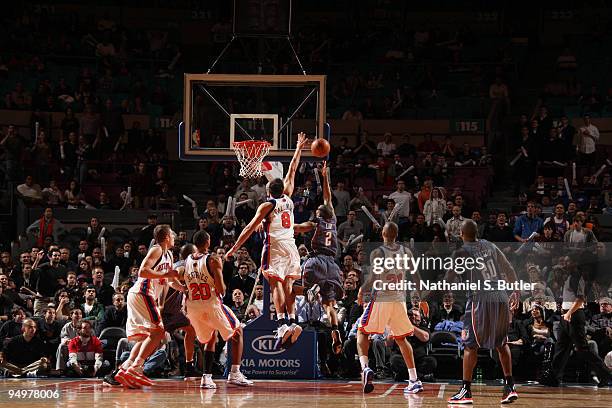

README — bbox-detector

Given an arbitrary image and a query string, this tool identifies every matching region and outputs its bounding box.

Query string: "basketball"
[311,138,330,158]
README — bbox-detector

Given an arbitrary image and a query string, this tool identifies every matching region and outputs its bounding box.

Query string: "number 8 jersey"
[262,195,295,244]
[260,194,302,282]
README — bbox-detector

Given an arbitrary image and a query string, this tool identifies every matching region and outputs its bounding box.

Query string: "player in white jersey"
[356,222,423,395]
[184,230,253,388]
[226,132,308,346]
[115,224,179,388]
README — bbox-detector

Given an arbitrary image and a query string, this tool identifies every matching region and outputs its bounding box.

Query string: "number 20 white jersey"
[183,253,220,306]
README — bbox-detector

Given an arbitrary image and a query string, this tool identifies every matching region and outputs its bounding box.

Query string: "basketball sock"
[204,351,215,374]
[288,313,296,325]
[231,364,240,373]
[462,380,472,390]
[134,357,145,367]
[359,356,369,371]
[331,324,339,331]
[277,313,286,326]
[408,368,418,381]
[504,376,514,387]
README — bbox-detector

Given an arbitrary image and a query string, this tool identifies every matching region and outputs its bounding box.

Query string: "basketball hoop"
[232,140,271,179]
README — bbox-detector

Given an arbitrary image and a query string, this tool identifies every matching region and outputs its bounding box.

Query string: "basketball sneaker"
[126,365,154,386]
[404,379,423,394]
[597,376,611,388]
[274,324,292,349]
[501,385,518,404]
[362,367,375,394]
[114,368,141,389]
[102,369,122,387]
[307,284,320,304]
[289,323,303,343]
[447,386,473,404]
[200,374,217,389]
[227,371,254,386]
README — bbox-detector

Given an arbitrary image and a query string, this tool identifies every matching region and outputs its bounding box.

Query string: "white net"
[232,141,271,179]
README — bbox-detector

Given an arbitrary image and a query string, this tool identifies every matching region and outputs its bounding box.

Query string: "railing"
[16,198,179,239]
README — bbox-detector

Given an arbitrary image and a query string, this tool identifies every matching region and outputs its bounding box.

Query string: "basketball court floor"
[0,378,609,407]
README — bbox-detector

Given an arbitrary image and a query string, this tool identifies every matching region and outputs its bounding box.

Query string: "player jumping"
[226,132,309,347]
[294,161,344,353]
[184,230,253,388]
[446,220,519,405]
[357,222,423,395]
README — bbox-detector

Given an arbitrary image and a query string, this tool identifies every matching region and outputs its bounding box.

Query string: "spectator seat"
[429,331,460,357]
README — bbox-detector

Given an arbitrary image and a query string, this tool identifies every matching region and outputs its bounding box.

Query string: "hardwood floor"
[0,378,610,407]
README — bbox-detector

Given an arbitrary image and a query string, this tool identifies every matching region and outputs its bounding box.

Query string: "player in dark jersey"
[295,161,344,353]
[163,243,201,380]
[446,220,520,405]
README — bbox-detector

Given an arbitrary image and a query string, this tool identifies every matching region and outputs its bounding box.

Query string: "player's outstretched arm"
[209,254,226,297]
[294,221,316,234]
[321,161,335,216]
[225,201,274,259]
[138,246,178,279]
[283,132,309,196]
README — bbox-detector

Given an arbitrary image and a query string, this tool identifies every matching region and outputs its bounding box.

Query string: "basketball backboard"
[179,74,327,162]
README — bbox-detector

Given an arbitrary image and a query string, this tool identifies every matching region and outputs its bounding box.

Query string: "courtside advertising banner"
[239,280,319,379]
